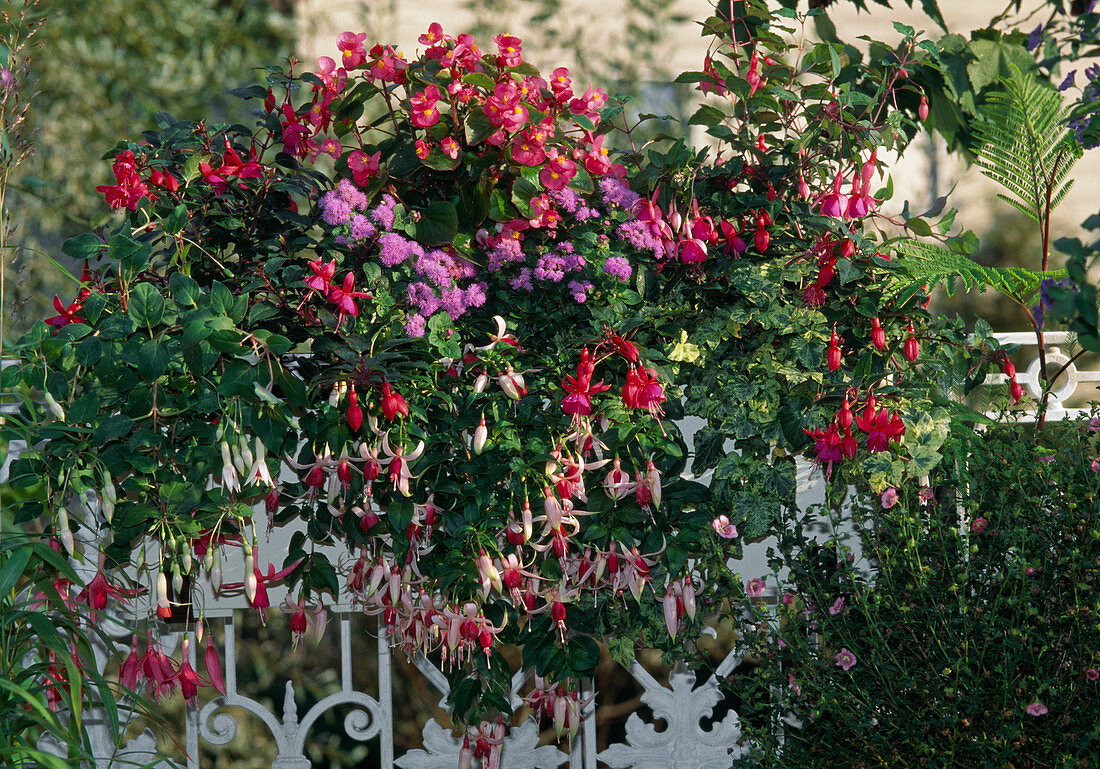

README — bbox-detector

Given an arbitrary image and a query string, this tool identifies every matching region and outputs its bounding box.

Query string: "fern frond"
[972,66,1079,224]
[889,240,1063,305]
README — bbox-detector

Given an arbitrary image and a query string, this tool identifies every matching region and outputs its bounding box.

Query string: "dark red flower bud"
[871,318,886,351]
[903,324,919,362]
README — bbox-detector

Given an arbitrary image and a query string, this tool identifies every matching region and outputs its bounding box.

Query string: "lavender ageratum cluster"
[320,179,378,244]
[599,177,640,210]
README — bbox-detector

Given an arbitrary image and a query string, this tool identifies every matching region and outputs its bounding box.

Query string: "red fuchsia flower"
[602,458,636,501]
[76,555,143,615]
[621,366,665,418]
[754,216,770,253]
[45,293,87,330]
[835,648,857,671]
[819,168,848,218]
[381,433,424,497]
[498,366,527,400]
[119,638,143,691]
[970,517,988,534]
[280,104,313,159]
[493,33,523,67]
[148,168,179,192]
[855,404,906,453]
[746,50,763,96]
[805,423,844,479]
[718,219,747,257]
[746,577,766,598]
[440,136,460,160]
[871,318,886,351]
[221,546,303,620]
[699,55,728,96]
[380,381,409,421]
[1026,701,1048,717]
[141,633,180,700]
[96,151,152,211]
[204,635,226,696]
[328,272,372,327]
[881,488,898,509]
[918,94,930,121]
[337,31,368,69]
[561,348,610,418]
[410,84,443,128]
[305,258,337,297]
[348,149,381,186]
[712,515,738,538]
[177,637,208,708]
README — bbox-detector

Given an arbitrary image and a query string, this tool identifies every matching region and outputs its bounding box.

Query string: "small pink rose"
[881,488,898,509]
[1026,701,1048,717]
[970,517,987,534]
[1086,668,1099,682]
[746,577,766,598]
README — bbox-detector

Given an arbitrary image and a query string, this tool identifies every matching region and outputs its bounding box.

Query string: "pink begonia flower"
[746,577,766,598]
[970,517,988,534]
[1026,702,1048,717]
[881,488,898,509]
[828,596,846,616]
[835,648,857,671]
[712,515,738,539]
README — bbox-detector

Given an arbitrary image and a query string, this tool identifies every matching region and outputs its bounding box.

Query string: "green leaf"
[61,233,103,261]
[488,189,520,222]
[127,283,165,329]
[136,340,169,380]
[414,201,458,246]
[92,414,133,444]
[168,272,201,307]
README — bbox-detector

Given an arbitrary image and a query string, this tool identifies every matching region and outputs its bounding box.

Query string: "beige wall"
[296,0,1099,239]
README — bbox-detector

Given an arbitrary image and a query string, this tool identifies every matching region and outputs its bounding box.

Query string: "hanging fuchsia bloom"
[45,294,87,329]
[819,168,848,218]
[856,404,906,453]
[805,423,844,478]
[177,637,208,707]
[76,554,143,614]
[204,635,226,695]
[305,258,336,296]
[561,348,610,418]
[621,366,665,416]
[328,272,372,327]
[380,382,409,420]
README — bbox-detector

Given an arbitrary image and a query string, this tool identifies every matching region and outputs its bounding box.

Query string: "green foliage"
[734,418,1100,768]
[972,66,1081,227]
[890,239,1061,304]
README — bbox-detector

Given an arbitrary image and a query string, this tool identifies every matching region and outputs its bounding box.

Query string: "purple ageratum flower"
[417,249,455,288]
[487,238,524,272]
[465,282,487,309]
[510,267,534,292]
[378,233,413,266]
[405,313,426,337]
[350,214,376,241]
[574,205,597,221]
[371,194,397,230]
[835,648,857,671]
[407,282,441,316]
[618,219,665,260]
[551,188,582,215]
[321,192,352,226]
[337,178,368,210]
[440,286,468,319]
[567,279,592,303]
[599,177,641,210]
[534,253,567,283]
[603,255,632,282]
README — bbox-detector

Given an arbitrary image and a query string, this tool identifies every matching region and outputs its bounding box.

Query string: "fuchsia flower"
[327,272,372,326]
[1026,701,1048,717]
[880,488,898,509]
[305,258,336,296]
[835,648,857,671]
[856,404,906,453]
[819,169,848,218]
[380,381,409,420]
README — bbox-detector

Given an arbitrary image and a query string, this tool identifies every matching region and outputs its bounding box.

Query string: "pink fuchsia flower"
[828,596,846,616]
[835,648,857,671]
[1086,668,1099,682]
[782,591,795,606]
[746,577,766,598]
[1026,701,1048,717]
[712,515,738,539]
[970,517,988,534]
[881,488,898,509]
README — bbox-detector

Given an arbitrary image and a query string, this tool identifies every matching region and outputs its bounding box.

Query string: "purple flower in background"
[1031,277,1071,331]
[487,238,524,271]
[535,253,567,283]
[603,256,632,282]
[440,287,467,319]
[321,192,352,226]
[350,214,375,241]
[835,648,857,671]
[567,279,592,303]
[510,267,534,292]
[378,233,413,266]
[417,250,454,288]
[405,313,426,337]
[337,178,368,210]
[1059,70,1077,92]
[407,282,440,316]
[551,188,582,215]
[829,596,846,616]
[465,282,487,309]
[1026,702,1048,717]
[1026,24,1043,52]
[371,194,397,230]
[599,177,640,210]
[618,220,665,260]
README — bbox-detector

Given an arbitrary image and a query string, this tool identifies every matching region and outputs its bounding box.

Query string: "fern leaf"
[972,66,1079,224]
[889,240,1063,305]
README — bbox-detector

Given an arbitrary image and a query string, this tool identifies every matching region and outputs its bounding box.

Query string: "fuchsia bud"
[663,586,679,639]
[837,399,853,429]
[1002,355,1016,379]
[871,318,886,351]
[827,329,842,372]
[918,95,929,122]
[1010,378,1023,404]
[754,222,770,252]
[903,324,919,362]
[798,172,810,199]
[346,387,363,432]
[473,415,488,455]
